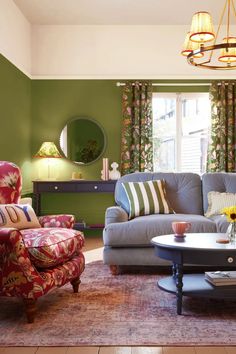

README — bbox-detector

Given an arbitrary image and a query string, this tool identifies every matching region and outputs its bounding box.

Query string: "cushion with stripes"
[122,179,173,219]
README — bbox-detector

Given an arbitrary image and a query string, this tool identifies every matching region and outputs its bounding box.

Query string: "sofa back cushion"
[202,173,236,214]
[115,172,203,215]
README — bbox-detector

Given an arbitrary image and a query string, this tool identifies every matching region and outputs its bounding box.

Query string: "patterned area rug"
[1,261,236,346]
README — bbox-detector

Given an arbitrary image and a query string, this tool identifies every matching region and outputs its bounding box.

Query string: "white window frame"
[152,92,210,172]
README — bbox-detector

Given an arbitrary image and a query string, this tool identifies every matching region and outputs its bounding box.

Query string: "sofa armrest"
[105,206,128,226]
[38,214,75,228]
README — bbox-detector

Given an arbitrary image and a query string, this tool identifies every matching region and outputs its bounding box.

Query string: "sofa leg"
[109,265,121,275]
[71,277,81,293]
[23,298,37,323]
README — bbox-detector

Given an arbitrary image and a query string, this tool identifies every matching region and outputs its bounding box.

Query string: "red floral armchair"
[0,161,85,322]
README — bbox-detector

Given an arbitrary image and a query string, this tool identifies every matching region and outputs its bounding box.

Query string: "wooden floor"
[1,346,236,354]
[1,235,236,353]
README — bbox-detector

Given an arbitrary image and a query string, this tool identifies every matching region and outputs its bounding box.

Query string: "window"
[152,92,210,175]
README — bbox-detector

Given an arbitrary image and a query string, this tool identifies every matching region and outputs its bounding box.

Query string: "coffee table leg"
[176,263,183,315]
[172,263,177,278]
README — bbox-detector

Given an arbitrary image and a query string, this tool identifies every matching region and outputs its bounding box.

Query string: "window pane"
[152,96,176,171]
[152,93,210,175]
[181,95,210,174]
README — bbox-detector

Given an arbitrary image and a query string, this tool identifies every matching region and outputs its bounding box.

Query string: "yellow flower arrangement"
[222,206,236,222]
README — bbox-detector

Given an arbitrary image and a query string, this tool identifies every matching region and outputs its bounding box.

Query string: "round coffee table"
[151,233,236,315]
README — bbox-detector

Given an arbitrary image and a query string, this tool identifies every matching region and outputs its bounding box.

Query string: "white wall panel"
[0,0,31,75]
[31,24,236,79]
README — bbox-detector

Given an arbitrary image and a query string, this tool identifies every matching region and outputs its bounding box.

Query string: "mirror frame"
[59,117,107,165]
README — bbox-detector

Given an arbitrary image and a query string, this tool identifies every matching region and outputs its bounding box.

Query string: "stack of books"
[74,220,86,230]
[205,271,236,286]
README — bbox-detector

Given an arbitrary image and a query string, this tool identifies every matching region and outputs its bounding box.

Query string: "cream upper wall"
[0,0,31,76]
[31,24,236,79]
[2,1,236,80]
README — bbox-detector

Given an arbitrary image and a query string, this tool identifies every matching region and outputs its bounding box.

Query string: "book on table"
[205,271,236,286]
[74,220,86,230]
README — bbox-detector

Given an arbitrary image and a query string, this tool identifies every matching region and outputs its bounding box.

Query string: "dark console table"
[152,233,236,315]
[33,180,117,228]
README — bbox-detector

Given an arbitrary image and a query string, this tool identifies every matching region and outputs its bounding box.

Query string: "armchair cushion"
[0,204,41,229]
[21,228,84,269]
[38,214,75,229]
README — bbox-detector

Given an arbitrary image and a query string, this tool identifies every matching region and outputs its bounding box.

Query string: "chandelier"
[181,0,236,70]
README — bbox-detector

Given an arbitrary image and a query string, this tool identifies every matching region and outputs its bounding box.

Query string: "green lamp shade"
[34,142,62,158]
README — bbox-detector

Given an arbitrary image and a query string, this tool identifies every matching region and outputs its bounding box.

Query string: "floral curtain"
[207,81,236,172]
[121,81,153,175]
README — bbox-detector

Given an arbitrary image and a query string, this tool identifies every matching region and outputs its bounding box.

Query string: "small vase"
[227,222,236,242]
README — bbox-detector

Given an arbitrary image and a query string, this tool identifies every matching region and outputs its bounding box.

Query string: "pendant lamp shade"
[218,37,236,62]
[181,0,236,70]
[181,32,204,58]
[190,11,215,43]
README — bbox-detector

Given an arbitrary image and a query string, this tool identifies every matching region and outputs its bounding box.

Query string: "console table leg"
[176,263,183,315]
[35,193,41,215]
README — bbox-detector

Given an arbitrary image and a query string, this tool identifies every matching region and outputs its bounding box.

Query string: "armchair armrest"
[38,214,75,229]
[0,228,44,298]
[105,206,128,226]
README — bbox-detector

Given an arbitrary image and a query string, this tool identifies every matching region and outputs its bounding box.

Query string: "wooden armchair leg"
[71,277,81,293]
[23,298,37,323]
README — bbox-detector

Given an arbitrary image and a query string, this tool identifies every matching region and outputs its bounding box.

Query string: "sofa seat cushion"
[103,213,217,247]
[21,228,84,268]
[211,215,230,233]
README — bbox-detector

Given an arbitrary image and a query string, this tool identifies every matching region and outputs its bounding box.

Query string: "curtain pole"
[116,82,211,87]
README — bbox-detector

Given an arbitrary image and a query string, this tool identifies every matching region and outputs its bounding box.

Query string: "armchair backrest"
[0,161,22,204]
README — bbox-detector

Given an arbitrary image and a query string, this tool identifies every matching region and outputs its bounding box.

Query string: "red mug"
[172,221,191,236]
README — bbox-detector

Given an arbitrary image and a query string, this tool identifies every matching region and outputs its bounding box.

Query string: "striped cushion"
[122,179,173,219]
[205,191,236,218]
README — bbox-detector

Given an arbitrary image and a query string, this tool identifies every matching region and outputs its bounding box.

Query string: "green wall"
[0,53,213,226]
[31,80,122,223]
[0,54,32,193]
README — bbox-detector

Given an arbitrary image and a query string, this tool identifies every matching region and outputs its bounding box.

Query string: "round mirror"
[59,117,106,164]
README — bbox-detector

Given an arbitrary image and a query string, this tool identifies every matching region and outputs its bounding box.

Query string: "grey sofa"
[103,172,236,273]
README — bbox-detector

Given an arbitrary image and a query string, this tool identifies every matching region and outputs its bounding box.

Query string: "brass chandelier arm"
[208,0,228,62]
[187,43,236,70]
[231,0,236,19]
[227,0,230,40]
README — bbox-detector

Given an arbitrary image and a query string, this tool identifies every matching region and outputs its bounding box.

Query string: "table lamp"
[34,142,63,180]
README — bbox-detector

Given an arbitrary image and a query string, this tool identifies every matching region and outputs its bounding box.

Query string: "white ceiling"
[13,0,226,25]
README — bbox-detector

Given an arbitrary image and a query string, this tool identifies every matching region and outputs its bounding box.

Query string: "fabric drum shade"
[190,11,215,43]
[219,37,236,63]
[181,32,204,58]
